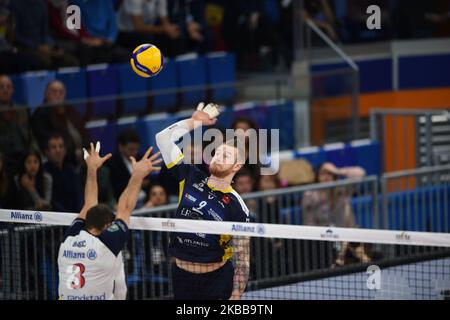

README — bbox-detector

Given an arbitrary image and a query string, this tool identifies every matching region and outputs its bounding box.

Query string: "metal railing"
[1,166,449,300]
[370,108,450,171]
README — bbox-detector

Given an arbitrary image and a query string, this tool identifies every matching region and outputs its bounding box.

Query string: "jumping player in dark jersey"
[155,103,250,300]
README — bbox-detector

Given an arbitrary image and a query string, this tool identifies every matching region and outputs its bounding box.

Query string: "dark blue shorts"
[172,260,234,300]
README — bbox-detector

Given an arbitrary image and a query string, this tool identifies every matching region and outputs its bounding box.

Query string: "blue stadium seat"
[85,120,118,155]
[10,74,26,105]
[175,54,207,107]
[86,64,119,118]
[148,60,177,111]
[117,63,148,115]
[351,140,382,176]
[139,113,177,150]
[20,71,56,112]
[56,67,88,118]
[267,102,295,150]
[324,142,356,167]
[295,147,326,169]
[206,52,236,103]
[351,195,377,229]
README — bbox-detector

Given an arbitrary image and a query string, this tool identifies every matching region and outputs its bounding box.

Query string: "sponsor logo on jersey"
[221,195,231,205]
[196,233,206,238]
[207,208,223,221]
[193,183,204,192]
[62,250,85,259]
[181,238,209,247]
[180,208,201,219]
[66,293,106,300]
[72,240,86,248]
[107,224,119,232]
[87,249,97,261]
[185,193,197,203]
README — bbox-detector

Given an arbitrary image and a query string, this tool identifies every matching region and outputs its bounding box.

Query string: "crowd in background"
[1,0,450,75]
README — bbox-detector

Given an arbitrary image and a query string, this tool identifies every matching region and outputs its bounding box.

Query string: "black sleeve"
[98,219,129,256]
[167,161,195,182]
[63,218,85,241]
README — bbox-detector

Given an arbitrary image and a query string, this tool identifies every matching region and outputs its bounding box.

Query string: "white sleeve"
[113,261,127,300]
[155,119,191,168]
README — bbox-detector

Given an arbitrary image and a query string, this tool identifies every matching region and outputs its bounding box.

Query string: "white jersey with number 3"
[57,219,128,300]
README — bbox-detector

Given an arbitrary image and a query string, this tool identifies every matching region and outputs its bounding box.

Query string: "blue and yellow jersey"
[166,154,250,263]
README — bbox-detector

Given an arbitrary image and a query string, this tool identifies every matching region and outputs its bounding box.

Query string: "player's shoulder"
[228,189,250,216]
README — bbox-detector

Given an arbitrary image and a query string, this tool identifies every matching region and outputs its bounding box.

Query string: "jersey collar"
[207,180,233,193]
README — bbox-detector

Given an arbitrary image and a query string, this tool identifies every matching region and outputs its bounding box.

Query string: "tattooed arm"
[230,236,251,300]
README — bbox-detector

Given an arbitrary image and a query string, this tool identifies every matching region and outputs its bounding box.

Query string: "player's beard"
[209,162,234,178]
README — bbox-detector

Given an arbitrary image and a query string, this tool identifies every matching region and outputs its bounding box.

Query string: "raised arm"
[155,102,219,167]
[79,142,112,220]
[116,147,162,225]
[230,236,251,300]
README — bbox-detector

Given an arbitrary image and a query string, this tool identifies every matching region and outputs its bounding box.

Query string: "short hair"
[46,132,65,150]
[85,204,115,231]
[118,128,140,146]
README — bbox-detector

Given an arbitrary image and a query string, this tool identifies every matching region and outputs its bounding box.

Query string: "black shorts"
[172,260,234,300]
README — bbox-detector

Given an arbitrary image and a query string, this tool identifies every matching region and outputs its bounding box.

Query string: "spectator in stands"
[47,0,108,66]
[232,168,257,219]
[143,183,168,208]
[9,0,79,70]
[43,133,83,212]
[14,150,52,211]
[0,7,39,73]
[31,80,89,166]
[302,162,365,227]
[70,0,129,63]
[168,0,211,53]
[302,162,368,266]
[231,116,261,180]
[0,75,36,173]
[0,149,16,209]
[117,0,183,57]
[107,128,150,203]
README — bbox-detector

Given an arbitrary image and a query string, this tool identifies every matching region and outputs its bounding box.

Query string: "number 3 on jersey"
[66,263,86,289]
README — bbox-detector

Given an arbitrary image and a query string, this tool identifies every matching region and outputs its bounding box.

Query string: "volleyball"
[130,44,164,78]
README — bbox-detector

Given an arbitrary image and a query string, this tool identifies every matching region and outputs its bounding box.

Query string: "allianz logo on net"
[10,211,43,222]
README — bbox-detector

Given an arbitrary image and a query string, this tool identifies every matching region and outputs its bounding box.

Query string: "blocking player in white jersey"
[58,142,161,300]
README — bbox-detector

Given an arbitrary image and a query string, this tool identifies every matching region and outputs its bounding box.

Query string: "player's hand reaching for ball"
[130,147,162,179]
[83,142,112,171]
[192,102,220,126]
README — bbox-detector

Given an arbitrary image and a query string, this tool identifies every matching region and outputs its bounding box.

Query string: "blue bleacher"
[148,60,177,111]
[117,63,148,115]
[85,120,118,155]
[56,67,88,118]
[295,146,326,169]
[352,140,382,176]
[20,71,56,112]
[86,64,119,118]
[323,143,356,167]
[176,55,207,107]
[10,74,26,105]
[206,52,236,103]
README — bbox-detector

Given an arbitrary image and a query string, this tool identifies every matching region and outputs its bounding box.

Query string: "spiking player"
[155,103,250,300]
[57,142,161,300]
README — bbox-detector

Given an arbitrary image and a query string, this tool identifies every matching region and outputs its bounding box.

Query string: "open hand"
[130,147,162,179]
[83,141,112,171]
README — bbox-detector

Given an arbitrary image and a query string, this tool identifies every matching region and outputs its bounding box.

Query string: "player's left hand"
[130,146,162,179]
[83,141,112,170]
